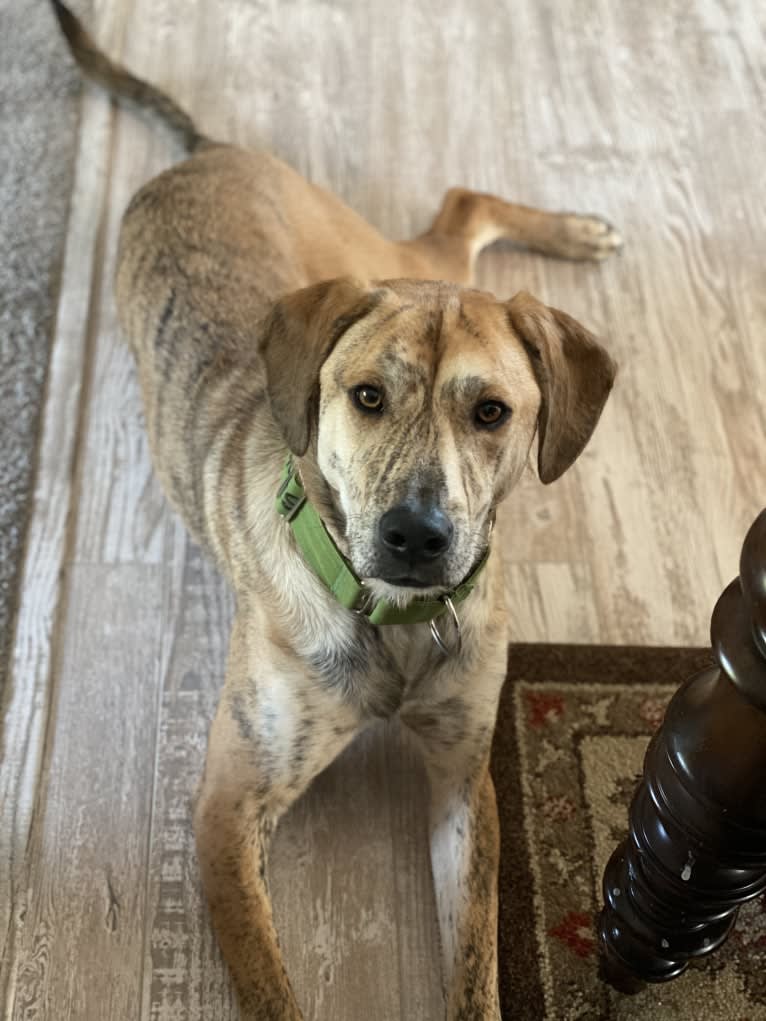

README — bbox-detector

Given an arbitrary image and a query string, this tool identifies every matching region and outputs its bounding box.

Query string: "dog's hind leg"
[404,186,623,284]
[194,615,364,1020]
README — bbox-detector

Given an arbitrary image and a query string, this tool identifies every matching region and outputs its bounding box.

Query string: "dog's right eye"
[351,385,384,414]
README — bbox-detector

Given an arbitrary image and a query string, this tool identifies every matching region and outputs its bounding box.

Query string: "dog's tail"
[51,0,215,152]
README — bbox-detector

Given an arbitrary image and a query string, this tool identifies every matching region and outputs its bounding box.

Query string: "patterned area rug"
[492,644,766,1021]
[0,0,88,695]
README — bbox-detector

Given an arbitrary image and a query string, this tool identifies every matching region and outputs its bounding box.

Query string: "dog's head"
[260,277,615,599]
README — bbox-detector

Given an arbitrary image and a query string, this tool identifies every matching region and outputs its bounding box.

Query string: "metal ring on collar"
[352,582,375,617]
[429,595,462,656]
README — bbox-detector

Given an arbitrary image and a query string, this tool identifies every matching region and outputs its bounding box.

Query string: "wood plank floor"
[2,0,765,1018]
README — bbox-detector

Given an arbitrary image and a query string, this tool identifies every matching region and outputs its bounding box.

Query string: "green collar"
[275,457,488,632]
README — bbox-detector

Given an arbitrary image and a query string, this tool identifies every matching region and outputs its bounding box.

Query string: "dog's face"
[315,282,542,596]
[260,277,615,597]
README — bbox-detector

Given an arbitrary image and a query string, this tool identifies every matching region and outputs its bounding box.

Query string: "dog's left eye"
[351,385,384,413]
[475,400,511,429]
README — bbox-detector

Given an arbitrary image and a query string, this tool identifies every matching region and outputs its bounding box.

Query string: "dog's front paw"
[554,213,624,261]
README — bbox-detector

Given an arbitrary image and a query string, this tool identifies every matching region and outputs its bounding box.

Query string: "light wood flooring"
[2,0,765,1017]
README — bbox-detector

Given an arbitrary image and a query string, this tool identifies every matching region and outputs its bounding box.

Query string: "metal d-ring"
[352,582,375,617]
[429,595,462,656]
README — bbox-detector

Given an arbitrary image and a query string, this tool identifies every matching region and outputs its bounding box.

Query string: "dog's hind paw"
[552,213,624,261]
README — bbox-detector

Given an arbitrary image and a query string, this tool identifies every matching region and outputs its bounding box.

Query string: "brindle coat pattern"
[52,4,619,1018]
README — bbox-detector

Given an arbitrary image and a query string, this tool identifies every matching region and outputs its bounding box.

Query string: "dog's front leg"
[195,614,363,1020]
[404,706,502,1020]
[431,762,501,1021]
[195,782,297,1020]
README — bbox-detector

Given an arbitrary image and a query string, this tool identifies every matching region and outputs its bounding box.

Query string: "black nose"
[378,504,454,563]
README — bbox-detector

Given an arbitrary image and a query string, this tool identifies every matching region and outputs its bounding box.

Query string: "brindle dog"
[52,2,619,1017]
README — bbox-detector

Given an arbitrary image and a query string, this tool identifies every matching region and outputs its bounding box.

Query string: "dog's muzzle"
[376,501,454,587]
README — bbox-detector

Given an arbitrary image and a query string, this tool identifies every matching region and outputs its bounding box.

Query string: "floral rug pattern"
[493,645,766,1021]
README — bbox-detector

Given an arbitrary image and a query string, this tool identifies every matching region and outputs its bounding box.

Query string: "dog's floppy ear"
[259,277,382,455]
[507,291,617,484]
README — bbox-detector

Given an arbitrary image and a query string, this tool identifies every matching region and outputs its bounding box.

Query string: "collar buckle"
[281,491,306,522]
[276,458,307,522]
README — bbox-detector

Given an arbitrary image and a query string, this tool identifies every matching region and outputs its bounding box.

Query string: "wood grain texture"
[7,564,166,1021]
[141,538,237,1021]
[4,0,765,1017]
[0,80,114,1017]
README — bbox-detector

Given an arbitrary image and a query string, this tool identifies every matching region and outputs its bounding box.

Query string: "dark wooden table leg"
[598,508,766,989]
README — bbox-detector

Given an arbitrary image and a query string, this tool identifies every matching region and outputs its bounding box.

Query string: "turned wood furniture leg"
[598,507,766,988]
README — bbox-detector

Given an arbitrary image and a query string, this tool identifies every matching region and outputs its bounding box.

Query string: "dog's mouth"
[347,537,454,592]
[386,576,433,588]
[372,561,451,592]
[369,540,491,599]
[363,574,446,608]
[359,540,491,598]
